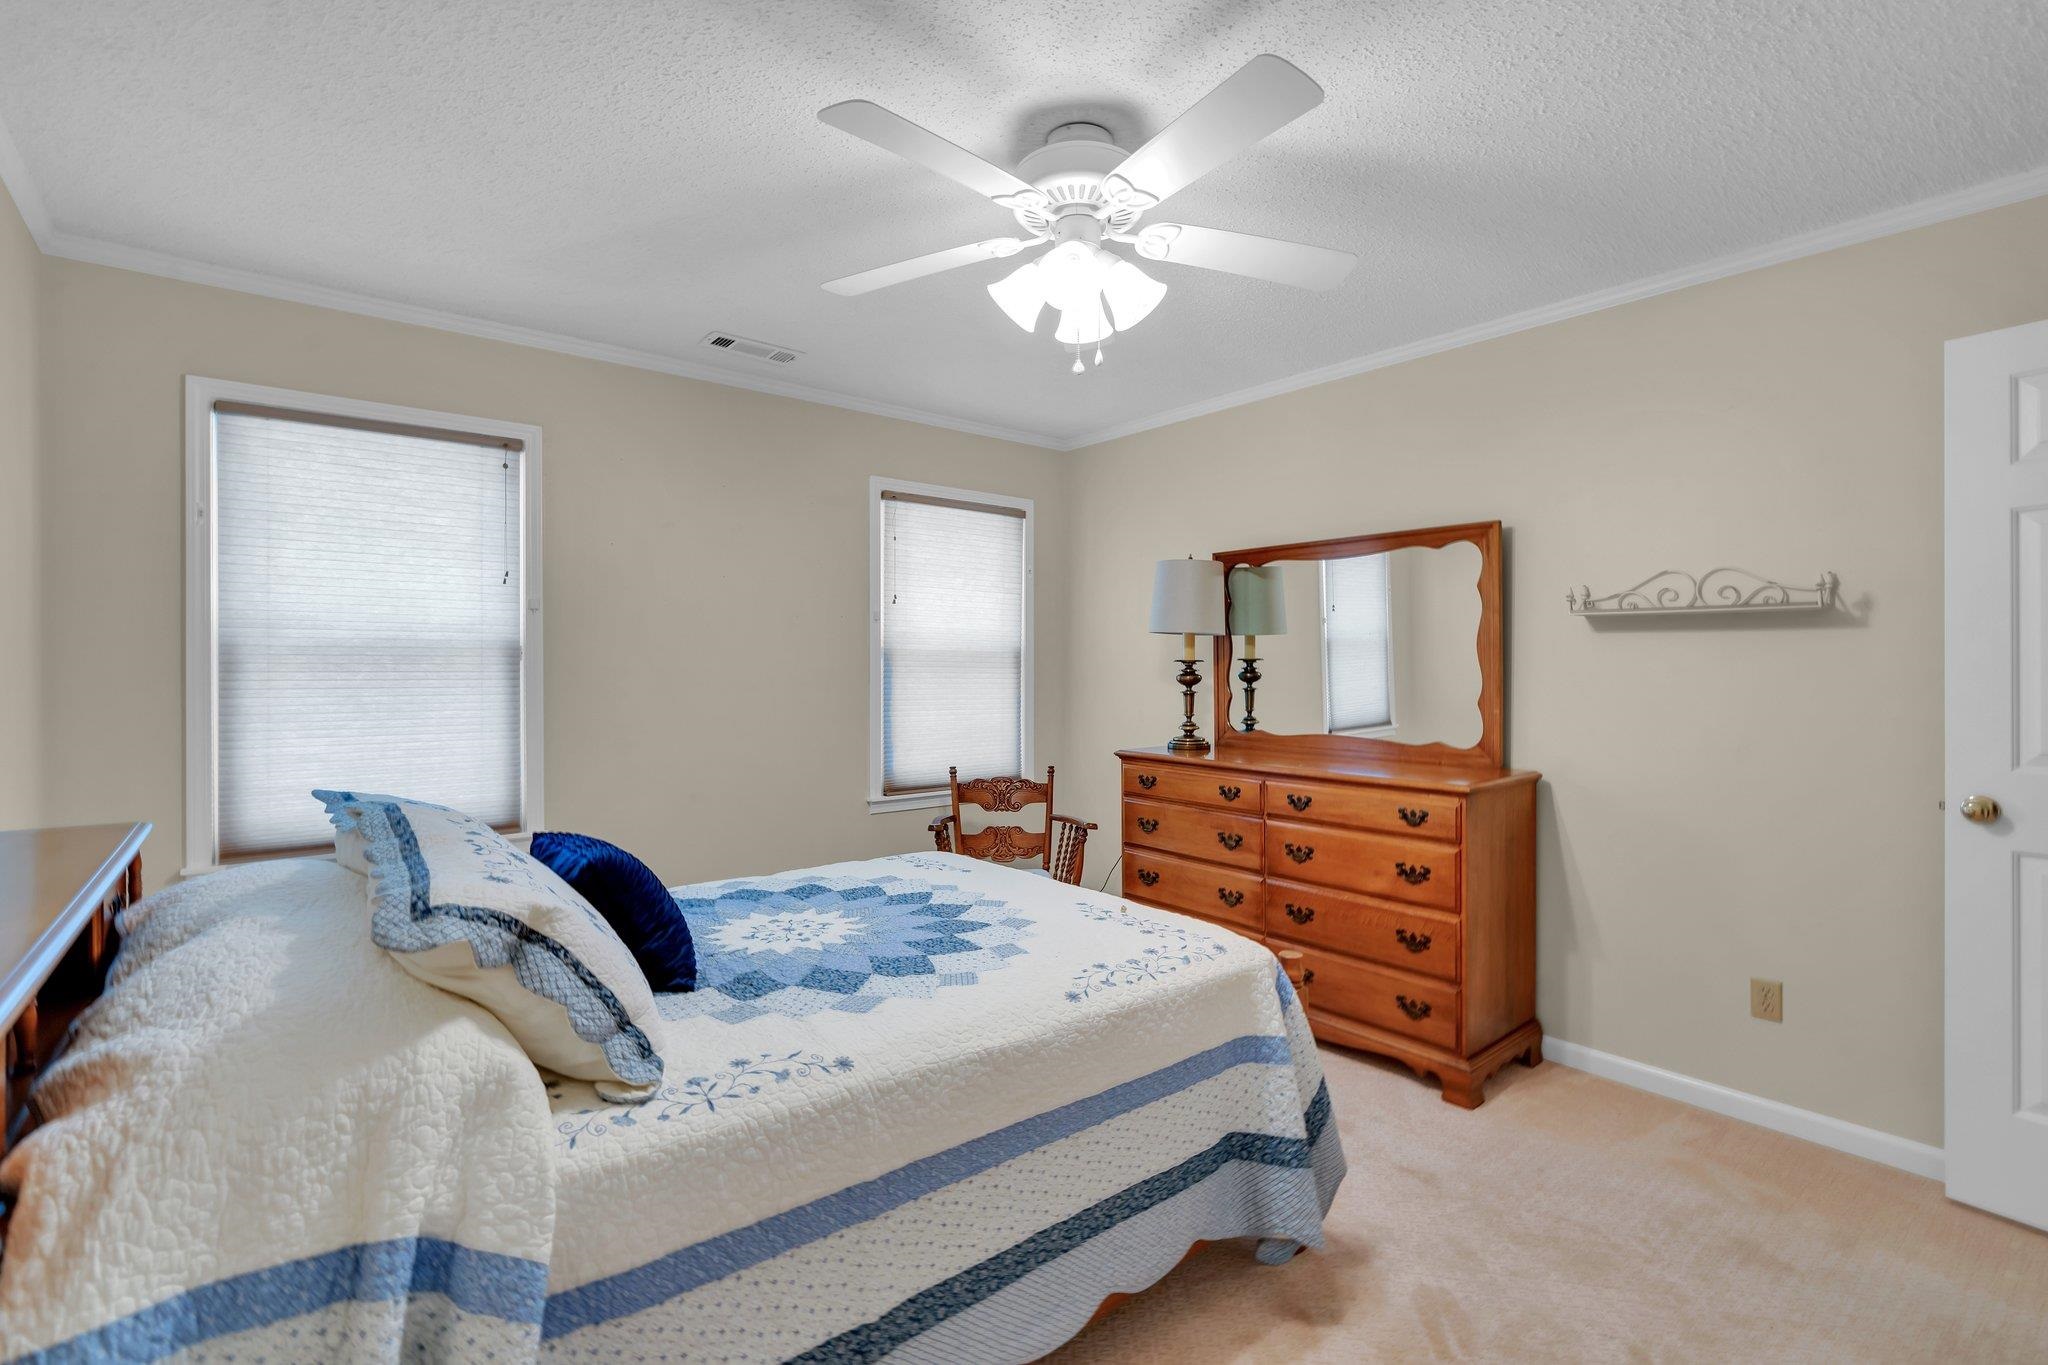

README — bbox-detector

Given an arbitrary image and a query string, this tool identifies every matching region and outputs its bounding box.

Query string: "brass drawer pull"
[1398,806,1429,827]
[1218,784,1242,802]
[1285,903,1314,925]
[1285,842,1314,864]
[1217,888,1244,908]
[1300,969,1315,987]
[1136,869,1160,887]
[1394,861,1431,885]
[1137,774,1157,789]
[1396,994,1432,1021]
[1394,927,1433,953]
[1286,793,1312,811]
[1138,817,1160,834]
[1216,831,1244,851]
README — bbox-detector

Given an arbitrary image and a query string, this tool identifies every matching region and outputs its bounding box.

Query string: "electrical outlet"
[1750,978,1783,1022]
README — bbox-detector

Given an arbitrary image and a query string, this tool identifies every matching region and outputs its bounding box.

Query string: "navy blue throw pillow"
[530,832,697,993]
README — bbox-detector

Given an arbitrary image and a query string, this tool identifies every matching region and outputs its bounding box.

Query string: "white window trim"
[182,376,546,875]
[867,475,1034,814]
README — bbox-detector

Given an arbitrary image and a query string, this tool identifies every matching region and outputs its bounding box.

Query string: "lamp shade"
[1149,558,1226,635]
[1055,297,1113,346]
[987,259,1048,332]
[1102,257,1167,330]
[1227,564,1288,637]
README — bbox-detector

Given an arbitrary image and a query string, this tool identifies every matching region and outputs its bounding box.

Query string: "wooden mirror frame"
[1210,520,1505,770]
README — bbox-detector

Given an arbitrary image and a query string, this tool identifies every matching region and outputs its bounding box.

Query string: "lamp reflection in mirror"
[987,242,1167,373]
[1150,557,1227,754]
[1226,564,1288,732]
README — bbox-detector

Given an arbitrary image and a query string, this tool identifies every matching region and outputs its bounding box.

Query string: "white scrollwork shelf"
[1567,568,1839,617]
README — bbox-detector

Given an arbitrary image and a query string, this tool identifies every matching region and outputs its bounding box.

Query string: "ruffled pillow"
[316,788,466,875]
[530,832,697,993]
[315,790,664,1101]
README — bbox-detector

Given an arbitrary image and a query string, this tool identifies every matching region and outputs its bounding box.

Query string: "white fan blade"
[819,101,1047,211]
[1102,55,1324,211]
[822,237,1044,296]
[1129,224,1355,290]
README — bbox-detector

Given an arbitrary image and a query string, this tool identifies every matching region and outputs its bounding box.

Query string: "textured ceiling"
[3,0,2046,446]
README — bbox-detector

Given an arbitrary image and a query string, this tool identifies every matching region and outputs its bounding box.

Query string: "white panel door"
[1946,318,2048,1229]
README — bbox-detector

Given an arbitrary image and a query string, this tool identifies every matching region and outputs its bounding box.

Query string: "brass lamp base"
[1167,658,1210,754]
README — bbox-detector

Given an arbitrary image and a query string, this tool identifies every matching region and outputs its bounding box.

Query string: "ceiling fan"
[817,54,1357,373]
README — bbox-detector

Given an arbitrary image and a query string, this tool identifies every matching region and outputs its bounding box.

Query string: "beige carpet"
[1048,1047,2048,1363]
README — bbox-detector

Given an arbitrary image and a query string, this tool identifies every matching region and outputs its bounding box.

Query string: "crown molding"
[0,107,51,244]
[1060,163,2048,450]
[33,228,1065,451]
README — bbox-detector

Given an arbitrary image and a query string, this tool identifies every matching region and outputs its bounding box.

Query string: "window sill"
[180,829,534,880]
[867,791,949,815]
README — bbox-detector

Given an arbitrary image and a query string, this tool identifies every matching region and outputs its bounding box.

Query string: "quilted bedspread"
[0,852,1341,1363]
[0,857,558,1362]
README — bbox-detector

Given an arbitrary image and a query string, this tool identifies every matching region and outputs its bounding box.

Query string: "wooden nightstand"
[1,824,151,1170]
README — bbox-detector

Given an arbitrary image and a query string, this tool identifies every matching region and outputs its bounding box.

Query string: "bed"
[0,849,1342,1362]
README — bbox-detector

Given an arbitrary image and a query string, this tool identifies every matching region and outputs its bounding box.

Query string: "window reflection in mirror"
[1228,541,1483,749]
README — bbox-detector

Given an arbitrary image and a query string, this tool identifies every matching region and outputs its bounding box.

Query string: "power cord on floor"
[1095,852,1123,895]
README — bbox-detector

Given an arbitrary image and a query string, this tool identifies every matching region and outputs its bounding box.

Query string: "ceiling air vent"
[700,332,802,364]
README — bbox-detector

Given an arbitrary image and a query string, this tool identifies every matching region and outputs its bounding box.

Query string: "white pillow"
[314,789,462,875]
[316,790,665,1102]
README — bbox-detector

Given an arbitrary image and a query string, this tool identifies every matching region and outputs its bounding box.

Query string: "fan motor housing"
[1009,123,1141,237]
[1016,122,1128,212]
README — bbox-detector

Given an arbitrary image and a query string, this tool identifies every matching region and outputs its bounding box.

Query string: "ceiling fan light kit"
[818,55,1358,373]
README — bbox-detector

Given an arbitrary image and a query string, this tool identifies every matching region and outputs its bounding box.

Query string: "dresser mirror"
[1211,521,1505,769]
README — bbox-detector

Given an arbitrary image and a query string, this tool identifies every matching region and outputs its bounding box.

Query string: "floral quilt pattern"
[659,873,1035,1023]
[1062,899,1230,1001]
[548,1051,858,1149]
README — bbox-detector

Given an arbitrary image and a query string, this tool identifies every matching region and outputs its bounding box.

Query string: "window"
[869,478,1032,809]
[184,378,543,871]
[1321,552,1394,735]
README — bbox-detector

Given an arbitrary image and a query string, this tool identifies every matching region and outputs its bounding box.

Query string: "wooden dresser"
[1121,519,1540,1107]
[1117,748,1537,1105]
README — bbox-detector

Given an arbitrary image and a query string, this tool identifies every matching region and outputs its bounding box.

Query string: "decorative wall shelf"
[1567,568,1839,617]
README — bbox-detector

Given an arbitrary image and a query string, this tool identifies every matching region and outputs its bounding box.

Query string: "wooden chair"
[928,765,1098,885]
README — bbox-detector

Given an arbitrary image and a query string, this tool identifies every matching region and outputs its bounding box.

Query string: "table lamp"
[1227,564,1288,731]
[1149,557,1226,752]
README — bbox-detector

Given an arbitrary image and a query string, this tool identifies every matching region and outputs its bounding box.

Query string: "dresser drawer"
[1122,763,1262,813]
[1264,819,1458,910]
[1122,845,1263,931]
[1262,779,1461,842]
[1282,944,1460,1050]
[1265,878,1459,981]
[1123,797,1263,870]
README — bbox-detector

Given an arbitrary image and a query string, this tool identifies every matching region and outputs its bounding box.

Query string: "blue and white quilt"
[0,852,1341,1363]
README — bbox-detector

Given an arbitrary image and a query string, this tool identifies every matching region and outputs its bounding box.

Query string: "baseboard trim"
[1544,1038,1945,1181]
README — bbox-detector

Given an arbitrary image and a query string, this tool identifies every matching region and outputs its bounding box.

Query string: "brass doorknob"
[1959,795,2001,824]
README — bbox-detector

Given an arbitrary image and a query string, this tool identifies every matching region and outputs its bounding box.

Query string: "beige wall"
[24,183,2048,1147]
[1062,194,2048,1147]
[34,258,1069,890]
[0,177,38,825]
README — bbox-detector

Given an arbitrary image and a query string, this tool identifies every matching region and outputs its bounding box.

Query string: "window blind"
[1322,552,1393,734]
[213,407,525,858]
[879,491,1026,794]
